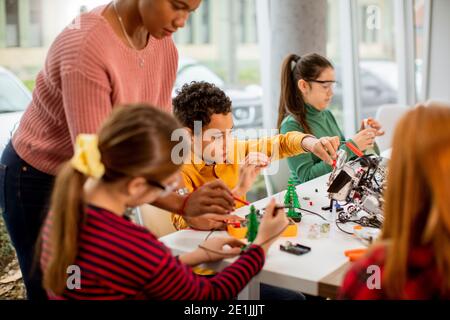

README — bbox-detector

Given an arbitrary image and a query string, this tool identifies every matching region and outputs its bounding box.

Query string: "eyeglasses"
[306,79,337,91]
[146,177,180,197]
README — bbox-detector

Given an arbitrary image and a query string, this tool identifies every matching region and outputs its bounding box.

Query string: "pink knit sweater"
[12,6,178,175]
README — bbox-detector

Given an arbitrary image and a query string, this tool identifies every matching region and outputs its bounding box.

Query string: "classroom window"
[239,0,246,43]
[414,0,425,100]
[5,0,19,47]
[360,5,380,44]
[201,0,210,44]
[29,0,43,47]
[327,0,344,129]
[356,0,398,120]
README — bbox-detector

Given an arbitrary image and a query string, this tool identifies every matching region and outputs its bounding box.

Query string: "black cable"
[263,205,329,221]
[205,228,219,241]
[297,207,328,221]
[335,221,354,235]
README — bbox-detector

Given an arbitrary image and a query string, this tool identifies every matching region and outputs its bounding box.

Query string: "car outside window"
[0,74,31,113]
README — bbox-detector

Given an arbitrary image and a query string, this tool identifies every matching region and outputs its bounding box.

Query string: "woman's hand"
[253,199,289,254]
[352,128,377,151]
[234,152,270,197]
[301,136,340,165]
[183,180,236,217]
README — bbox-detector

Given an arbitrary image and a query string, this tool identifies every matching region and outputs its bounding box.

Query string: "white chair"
[262,158,291,196]
[374,104,409,152]
[135,204,176,238]
[424,100,450,108]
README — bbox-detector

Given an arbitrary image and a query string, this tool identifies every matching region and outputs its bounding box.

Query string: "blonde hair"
[381,103,450,297]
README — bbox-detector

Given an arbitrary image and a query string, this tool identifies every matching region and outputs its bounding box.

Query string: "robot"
[326,149,388,229]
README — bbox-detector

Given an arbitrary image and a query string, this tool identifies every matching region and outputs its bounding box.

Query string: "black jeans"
[0,142,54,300]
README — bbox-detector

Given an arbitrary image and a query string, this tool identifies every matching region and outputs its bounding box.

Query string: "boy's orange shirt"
[172,131,308,230]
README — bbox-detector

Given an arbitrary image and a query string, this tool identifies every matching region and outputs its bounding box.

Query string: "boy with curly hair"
[172,81,339,231]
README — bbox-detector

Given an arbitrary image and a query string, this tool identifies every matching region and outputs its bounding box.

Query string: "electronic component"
[327,149,388,229]
[280,241,311,255]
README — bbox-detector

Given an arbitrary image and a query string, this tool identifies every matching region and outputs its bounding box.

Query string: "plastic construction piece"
[335,203,344,212]
[280,241,311,256]
[307,224,320,239]
[345,141,364,158]
[228,218,298,239]
[227,210,298,240]
[227,223,248,239]
[282,218,298,237]
[308,222,331,239]
[322,199,335,212]
[284,178,302,223]
[246,205,259,243]
[344,248,368,262]
[320,222,331,237]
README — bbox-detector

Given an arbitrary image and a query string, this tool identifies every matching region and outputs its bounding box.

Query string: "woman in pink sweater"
[0,0,237,300]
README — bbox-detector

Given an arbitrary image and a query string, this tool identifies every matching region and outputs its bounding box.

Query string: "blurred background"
[0,0,428,129]
[1,0,439,202]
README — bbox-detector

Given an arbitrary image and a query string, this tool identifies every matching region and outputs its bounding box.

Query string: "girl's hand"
[234,152,270,196]
[352,128,377,151]
[360,118,385,136]
[253,199,288,253]
[198,237,245,262]
[301,136,340,165]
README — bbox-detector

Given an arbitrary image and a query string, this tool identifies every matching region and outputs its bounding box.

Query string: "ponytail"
[43,163,87,295]
[41,105,185,295]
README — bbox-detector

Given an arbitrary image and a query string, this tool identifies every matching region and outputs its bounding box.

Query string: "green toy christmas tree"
[246,205,259,243]
[284,178,302,222]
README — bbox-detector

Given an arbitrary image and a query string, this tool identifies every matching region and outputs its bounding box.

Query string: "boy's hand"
[301,136,339,165]
[185,214,244,231]
[234,152,270,197]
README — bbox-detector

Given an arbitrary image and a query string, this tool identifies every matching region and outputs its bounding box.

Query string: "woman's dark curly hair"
[173,81,232,131]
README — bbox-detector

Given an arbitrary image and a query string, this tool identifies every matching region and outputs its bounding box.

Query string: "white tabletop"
[160,174,367,297]
[381,148,392,159]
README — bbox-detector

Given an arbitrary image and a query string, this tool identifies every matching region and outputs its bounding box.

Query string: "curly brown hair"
[173,81,232,131]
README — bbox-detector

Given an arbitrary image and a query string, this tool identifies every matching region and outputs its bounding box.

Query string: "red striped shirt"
[41,205,265,300]
[339,245,450,300]
[12,5,178,176]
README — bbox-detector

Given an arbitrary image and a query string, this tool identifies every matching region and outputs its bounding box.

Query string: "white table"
[381,148,392,159]
[160,174,366,299]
